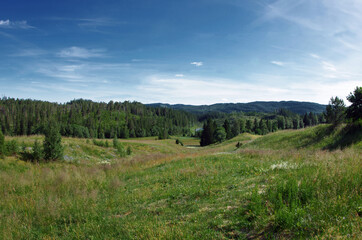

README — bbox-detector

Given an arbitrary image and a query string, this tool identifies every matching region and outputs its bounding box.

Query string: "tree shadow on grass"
[325,123,362,150]
[298,125,335,149]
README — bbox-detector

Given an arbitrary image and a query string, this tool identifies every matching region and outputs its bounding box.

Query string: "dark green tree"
[43,124,63,161]
[200,119,216,146]
[231,120,240,138]
[223,119,232,139]
[346,86,362,122]
[259,120,268,135]
[303,113,311,127]
[245,119,252,133]
[239,119,246,133]
[215,127,226,143]
[325,97,346,125]
[253,118,259,133]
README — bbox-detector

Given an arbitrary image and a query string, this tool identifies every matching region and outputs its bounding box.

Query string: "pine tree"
[325,97,346,125]
[346,86,362,122]
[43,124,63,161]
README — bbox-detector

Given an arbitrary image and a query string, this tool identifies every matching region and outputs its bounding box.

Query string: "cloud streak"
[58,47,106,58]
[0,19,34,29]
[271,61,285,66]
[190,61,203,67]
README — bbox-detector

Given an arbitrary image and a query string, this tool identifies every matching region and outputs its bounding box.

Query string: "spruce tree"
[43,124,63,161]
[223,119,232,139]
[245,119,252,133]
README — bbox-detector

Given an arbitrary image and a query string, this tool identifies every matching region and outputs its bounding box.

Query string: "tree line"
[200,86,361,146]
[199,110,324,146]
[0,98,197,139]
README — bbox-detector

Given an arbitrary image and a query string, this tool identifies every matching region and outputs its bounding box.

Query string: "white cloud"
[0,19,34,29]
[175,74,184,77]
[191,61,203,67]
[0,20,10,26]
[271,61,285,66]
[58,47,105,58]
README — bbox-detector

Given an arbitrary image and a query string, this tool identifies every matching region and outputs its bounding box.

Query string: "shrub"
[116,144,126,157]
[5,140,19,156]
[32,140,43,162]
[113,136,120,148]
[93,139,108,147]
[126,146,132,155]
[175,139,184,146]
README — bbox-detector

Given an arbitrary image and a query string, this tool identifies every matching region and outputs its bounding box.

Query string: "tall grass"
[0,126,361,239]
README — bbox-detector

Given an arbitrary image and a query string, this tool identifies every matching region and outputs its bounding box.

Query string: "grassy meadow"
[0,124,361,239]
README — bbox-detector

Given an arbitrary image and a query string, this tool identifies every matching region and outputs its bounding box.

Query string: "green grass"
[244,124,362,151]
[1,125,361,239]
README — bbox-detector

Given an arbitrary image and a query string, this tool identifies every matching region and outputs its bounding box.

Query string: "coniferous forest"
[0,98,196,139]
[1,97,327,146]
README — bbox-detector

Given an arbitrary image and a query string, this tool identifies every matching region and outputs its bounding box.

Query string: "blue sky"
[1,0,361,105]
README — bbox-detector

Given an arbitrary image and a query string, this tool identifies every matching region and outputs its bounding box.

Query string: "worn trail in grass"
[1,124,361,239]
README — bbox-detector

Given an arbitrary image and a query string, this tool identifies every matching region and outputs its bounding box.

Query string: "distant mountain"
[147,101,326,115]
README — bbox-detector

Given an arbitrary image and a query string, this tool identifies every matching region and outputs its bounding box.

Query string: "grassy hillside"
[0,125,361,239]
[244,124,362,150]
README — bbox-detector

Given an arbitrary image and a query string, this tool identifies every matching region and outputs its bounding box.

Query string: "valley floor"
[1,124,361,239]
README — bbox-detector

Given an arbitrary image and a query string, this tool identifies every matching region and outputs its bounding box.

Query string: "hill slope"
[244,123,362,150]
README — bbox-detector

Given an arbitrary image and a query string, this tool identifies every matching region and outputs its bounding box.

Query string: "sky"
[1,0,361,105]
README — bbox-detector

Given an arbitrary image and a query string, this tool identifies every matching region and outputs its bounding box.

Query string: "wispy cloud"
[0,19,34,29]
[77,18,125,27]
[58,47,106,58]
[175,74,184,77]
[191,61,203,67]
[271,61,285,66]
[11,49,47,57]
[259,0,322,31]
[310,53,320,59]
[322,61,336,72]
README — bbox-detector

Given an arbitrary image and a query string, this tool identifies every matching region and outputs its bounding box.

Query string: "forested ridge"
[0,97,196,138]
[147,101,326,115]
